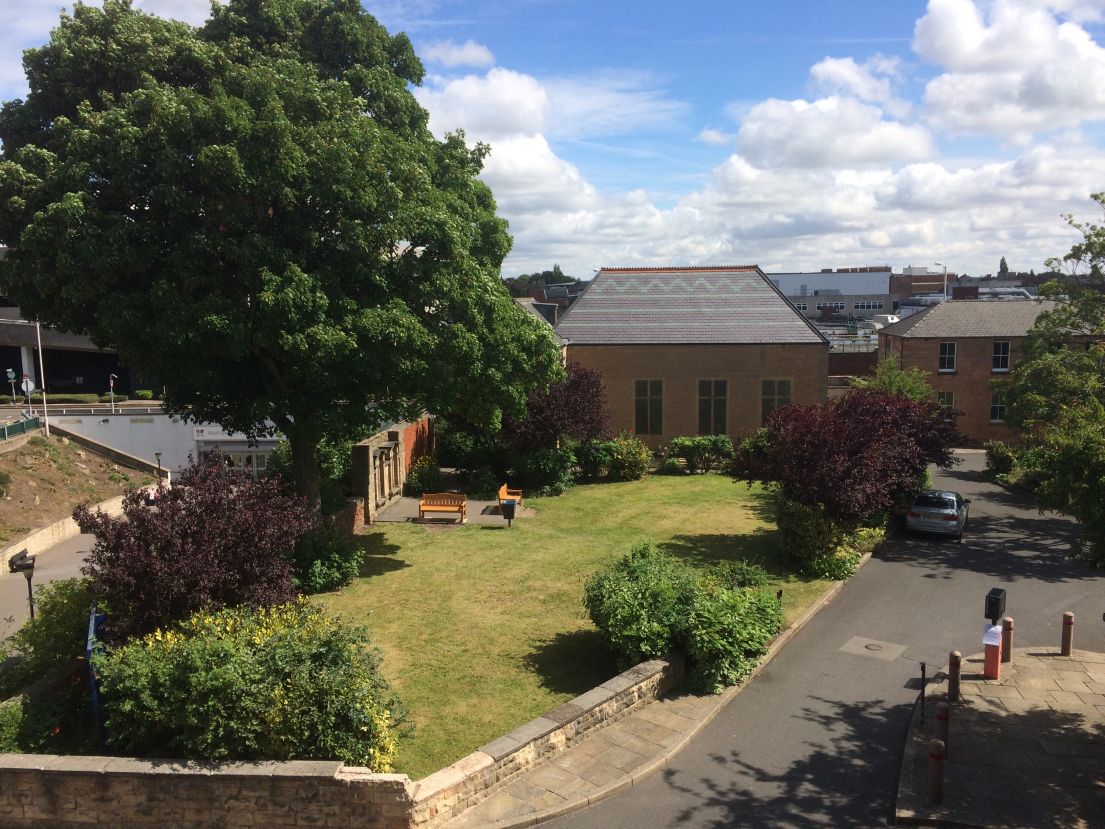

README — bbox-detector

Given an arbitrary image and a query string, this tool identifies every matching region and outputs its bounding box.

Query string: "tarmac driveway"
[548,451,1104,828]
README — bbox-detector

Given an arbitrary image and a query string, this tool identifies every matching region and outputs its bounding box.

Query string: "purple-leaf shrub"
[506,362,611,448]
[75,455,310,643]
[733,389,962,526]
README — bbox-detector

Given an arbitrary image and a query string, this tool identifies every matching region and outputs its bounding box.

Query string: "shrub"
[29,393,100,404]
[984,439,1017,477]
[464,465,500,500]
[801,525,883,580]
[656,457,684,475]
[584,542,783,694]
[289,525,364,594]
[134,389,154,400]
[706,560,770,590]
[2,578,92,694]
[0,470,10,498]
[403,456,442,496]
[512,446,575,495]
[667,435,735,473]
[575,439,615,480]
[75,453,308,643]
[505,362,611,448]
[606,432,652,481]
[96,602,405,769]
[0,668,99,755]
[435,419,477,468]
[775,497,846,562]
[98,394,128,403]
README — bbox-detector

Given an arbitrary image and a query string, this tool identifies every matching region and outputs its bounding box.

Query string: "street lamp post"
[155,451,162,484]
[109,374,118,415]
[935,261,948,300]
[5,369,15,404]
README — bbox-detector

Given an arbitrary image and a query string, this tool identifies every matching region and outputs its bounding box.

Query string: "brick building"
[877,300,1055,443]
[554,266,829,449]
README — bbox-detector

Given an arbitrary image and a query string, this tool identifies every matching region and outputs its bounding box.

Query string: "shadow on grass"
[522,630,617,696]
[659,529,783,571]
[351,533,410,578]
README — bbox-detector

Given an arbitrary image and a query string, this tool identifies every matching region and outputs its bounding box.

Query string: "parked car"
[905,490,970,541]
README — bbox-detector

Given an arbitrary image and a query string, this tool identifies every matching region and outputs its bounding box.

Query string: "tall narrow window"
[939,342,957,372]
[990,390,1007,422]
[937,390,955,409]
[761,379,792,423]
[635,380,663,435]
[698,380,727,435]
[992,341,1010,372]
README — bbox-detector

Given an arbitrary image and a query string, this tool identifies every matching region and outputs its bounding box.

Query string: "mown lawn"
[320,474,831,779]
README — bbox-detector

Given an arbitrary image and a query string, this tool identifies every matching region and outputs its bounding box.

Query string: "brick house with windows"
[554,266,829,449]
[877,300,1056,443]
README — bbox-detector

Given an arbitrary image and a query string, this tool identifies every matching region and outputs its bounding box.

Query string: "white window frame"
[992,341,1011,373]
[939,342,957,373]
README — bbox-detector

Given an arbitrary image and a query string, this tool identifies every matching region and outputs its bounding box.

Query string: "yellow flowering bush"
[96,600,405,769]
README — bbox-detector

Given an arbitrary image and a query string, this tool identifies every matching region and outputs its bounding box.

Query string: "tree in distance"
[0,0,563,516]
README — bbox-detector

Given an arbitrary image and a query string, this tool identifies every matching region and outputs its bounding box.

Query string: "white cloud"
[736,96,933,168]
[916,0,1105,135]
[135,0,214,26]
[696,128,733,145]
[420,38,495,68]
[415,68,548,139]
[811,56,895,104]
[541,71,690,139]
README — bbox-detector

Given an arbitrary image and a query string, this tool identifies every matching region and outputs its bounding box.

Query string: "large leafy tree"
[0,0,563,515]
[1004,194,1105,564]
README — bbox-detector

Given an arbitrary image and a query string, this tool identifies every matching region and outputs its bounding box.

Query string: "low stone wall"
[0,494,125,576]
[409,655,684,827]
[0,656,682,829]
[0,757,410,829]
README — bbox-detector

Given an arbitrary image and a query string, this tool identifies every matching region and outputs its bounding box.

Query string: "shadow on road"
[662,696,913,828]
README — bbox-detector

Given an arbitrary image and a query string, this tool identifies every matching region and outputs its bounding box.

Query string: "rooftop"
[878,299,1057,339]
[554,266,827,346]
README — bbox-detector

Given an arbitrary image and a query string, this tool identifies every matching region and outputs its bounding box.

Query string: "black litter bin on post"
[501,499,516,526]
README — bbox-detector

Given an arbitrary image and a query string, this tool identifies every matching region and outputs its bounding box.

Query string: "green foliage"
[29,393,101,403]
[96,601,405,769]
[0,668,99,755]
[0,0,564,517]
[1,578,91,695]
[98,394,128,403]
[984,440,1017,477]
[656,457,685,476]
[775,497,846,561]
[666,435,735,473]
[435,419,477,468]
[290,526,364,594]
[463,466,500,500]
[0,470,10,498]
[584,541,783,694]
[575,439,615,479]
[797,525,883,580]
[403,456,442,496]
[705,559,770,590]
[850,360,935,403]
[606,432,653,481]
[512,446,575,496]
[134,389,154,400]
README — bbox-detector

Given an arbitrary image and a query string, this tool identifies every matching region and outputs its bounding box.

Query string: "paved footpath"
[518,451,1105,828]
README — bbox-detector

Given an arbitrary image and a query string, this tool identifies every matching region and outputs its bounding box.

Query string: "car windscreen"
[914,495,955,509]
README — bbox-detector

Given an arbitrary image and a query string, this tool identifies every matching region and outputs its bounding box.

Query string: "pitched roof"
[879,300,1057,339]
[554,266,827,345]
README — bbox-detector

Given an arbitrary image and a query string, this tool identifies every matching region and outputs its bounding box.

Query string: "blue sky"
[5,1,1105,278]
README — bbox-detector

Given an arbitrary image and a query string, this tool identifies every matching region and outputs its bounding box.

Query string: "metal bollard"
[928,739,945,804]
[934,702,950,759]
[948,651,962,704]
[1002,617,1014,664]
[1061,611,1075,656]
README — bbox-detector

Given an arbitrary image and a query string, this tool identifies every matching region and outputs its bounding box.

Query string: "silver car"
[905,490,970,541]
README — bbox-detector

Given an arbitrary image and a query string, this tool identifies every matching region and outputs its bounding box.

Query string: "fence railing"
[0,417,40,441]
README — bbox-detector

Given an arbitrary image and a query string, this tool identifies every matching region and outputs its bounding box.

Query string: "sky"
[5,1,1105,279]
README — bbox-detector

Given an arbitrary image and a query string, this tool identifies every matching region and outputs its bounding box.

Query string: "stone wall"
[0,656,682,829]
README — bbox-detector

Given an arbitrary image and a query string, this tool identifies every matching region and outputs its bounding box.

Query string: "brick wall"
[881,333,1022,444]
[827,351,877,377]
[565,343,828,449]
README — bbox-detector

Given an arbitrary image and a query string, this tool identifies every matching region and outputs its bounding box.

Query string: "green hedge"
[96,601,405,769]
[666,435,734,473]
[29,393,99,404]
[584,541,782,694]
[0,578,91,698]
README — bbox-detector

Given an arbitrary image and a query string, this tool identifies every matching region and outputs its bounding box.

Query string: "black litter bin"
[501,499,516,521]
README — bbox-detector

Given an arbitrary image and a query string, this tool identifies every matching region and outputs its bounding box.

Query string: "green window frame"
[761,378,792,423]
[698,380,727,435]
[634,380,663,435]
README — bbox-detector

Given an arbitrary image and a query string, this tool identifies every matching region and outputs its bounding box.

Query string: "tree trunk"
[287,428,322,523]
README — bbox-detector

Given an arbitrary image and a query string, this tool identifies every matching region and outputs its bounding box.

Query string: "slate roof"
[879,300,1057,339]
[554,266,828,345]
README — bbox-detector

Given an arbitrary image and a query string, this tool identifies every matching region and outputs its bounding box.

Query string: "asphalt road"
[549,451,1105,828]
[0,534,89,641]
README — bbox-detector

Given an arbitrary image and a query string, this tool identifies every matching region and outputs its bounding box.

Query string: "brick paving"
[896,647,1105,828]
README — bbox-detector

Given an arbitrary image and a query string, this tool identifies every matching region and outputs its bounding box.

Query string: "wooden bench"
[498,483,523,508]
[418,493,467,523]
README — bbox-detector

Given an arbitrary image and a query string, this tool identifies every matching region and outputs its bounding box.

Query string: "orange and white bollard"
[928,739,946,804]
[984,624,1002,680]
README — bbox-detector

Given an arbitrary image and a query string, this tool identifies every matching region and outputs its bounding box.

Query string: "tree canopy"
[0,0,563,514]
[1004,195,1105,565]
[504,263,580,297]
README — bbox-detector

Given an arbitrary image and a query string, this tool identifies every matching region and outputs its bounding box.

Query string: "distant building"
[555,265,829,448]
[767,267,895,321]
[877,300,1055,443]
[514,296,559,325]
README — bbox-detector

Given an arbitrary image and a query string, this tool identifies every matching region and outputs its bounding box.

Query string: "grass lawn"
[320,474,832,780]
